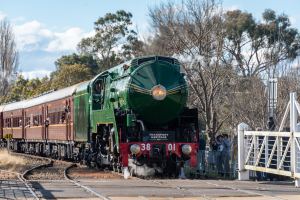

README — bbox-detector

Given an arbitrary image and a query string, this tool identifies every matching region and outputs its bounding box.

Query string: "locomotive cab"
[92,77,106,110]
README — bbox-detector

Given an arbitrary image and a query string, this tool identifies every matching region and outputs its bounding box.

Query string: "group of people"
[198,133,232,177]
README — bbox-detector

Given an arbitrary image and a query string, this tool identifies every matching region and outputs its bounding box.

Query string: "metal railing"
[238,93,300,187]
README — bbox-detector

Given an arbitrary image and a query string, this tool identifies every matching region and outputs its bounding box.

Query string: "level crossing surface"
[1,178,299,200]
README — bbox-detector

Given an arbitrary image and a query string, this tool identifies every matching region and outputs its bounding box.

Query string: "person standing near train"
[216,135,224,175]
[222,134,231,177]
[198,131,206,173]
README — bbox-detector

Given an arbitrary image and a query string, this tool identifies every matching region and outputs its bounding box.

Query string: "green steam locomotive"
[0,55,199,176]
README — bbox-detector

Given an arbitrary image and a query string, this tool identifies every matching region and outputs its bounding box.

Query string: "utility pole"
[267,68,277,130]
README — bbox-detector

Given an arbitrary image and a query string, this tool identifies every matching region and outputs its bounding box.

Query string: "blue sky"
[0,0,299,79]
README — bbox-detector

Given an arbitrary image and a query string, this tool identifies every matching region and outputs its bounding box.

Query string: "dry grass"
[0,150,26,172]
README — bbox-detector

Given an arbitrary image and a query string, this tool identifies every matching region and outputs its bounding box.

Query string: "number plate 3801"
[140,143,176,151]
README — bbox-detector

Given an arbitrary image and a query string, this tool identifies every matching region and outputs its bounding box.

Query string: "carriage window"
[48,108,66,124]
[93,79,105,110]
[60,111,66,123]
[25,117,31,126]
[48,113,55,124]
[13,117,22,127]
[93,80,104,94]
[5,118,11,127]
[33,115,39,126]
[47,113,52,124]
[39,115,43,125]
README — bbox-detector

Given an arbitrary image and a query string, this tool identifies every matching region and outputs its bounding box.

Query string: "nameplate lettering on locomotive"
[143,131,175,142]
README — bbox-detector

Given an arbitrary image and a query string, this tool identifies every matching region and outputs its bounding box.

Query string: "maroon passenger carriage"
[0,85,76,157]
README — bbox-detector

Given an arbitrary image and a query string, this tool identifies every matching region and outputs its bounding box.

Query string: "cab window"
[92,79,105,110]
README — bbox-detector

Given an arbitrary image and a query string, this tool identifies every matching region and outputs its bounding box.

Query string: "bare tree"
[148,0,300,140]
[149,0,233,141]
[230,77,268,130]
[0,19,18,97]
[275,66,300,127]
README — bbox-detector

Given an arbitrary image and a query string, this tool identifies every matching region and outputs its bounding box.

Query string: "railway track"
[0,164,47,200]
[64,164,111,200]
[0,169,38,199]
[12,153,53,199]
[7,152,112,200]
[2,152,292,200]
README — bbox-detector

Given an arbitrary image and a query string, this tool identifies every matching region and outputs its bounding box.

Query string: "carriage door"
[44,106,49,140]
[0,112,3,139]
[65,100,70,141]
[42,106,45,140]
[10,113,13,137]
[22,110,25,139]
[67,99,72,141]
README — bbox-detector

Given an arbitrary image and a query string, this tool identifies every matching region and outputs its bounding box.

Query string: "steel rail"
[0,169,39,200]
[3,152,54,199]
[64,164,111,200]
[21,155,53,200]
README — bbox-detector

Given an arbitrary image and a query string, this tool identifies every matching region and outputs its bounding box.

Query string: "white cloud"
[13,20,53,51]
[13,19,93,53]
[45,27,90,52]
[224,5,239,12]
[83,29,95,38]
[289,16,297,26]
[0,11,6,21]
[21,70,51,79]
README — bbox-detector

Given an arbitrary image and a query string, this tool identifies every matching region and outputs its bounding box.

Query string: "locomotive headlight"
[151,85,167,101]
[181,144,192,155]
[130,144,141,155]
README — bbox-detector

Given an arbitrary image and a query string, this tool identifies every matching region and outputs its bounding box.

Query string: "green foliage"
[262,9,276,22]
[224,9,300,76]
[78,10,144,71]
[55,53,99,76]
[51,63,92,89]
[261,10,300,59]
[224,10,255,40]
[0,75,51,103]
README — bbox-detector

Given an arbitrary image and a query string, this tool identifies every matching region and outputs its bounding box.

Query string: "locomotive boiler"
[0,56,199,177]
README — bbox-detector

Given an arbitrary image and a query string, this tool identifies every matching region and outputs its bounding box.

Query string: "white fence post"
[238,123,250,180]
[290,92,300,187]
[295,124,300,187]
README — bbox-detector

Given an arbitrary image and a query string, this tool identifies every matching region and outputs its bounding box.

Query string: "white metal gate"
[238,93,300,187]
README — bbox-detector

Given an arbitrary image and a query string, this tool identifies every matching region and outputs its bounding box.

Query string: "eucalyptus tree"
[78,10,143,71]
[50,63,92,89]
[224,9,300,77]
[224,9,300,131]
[55,53,99,76]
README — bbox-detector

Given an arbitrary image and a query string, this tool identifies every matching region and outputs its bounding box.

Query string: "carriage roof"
[0,100,26,112]
[0,82,87,112]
